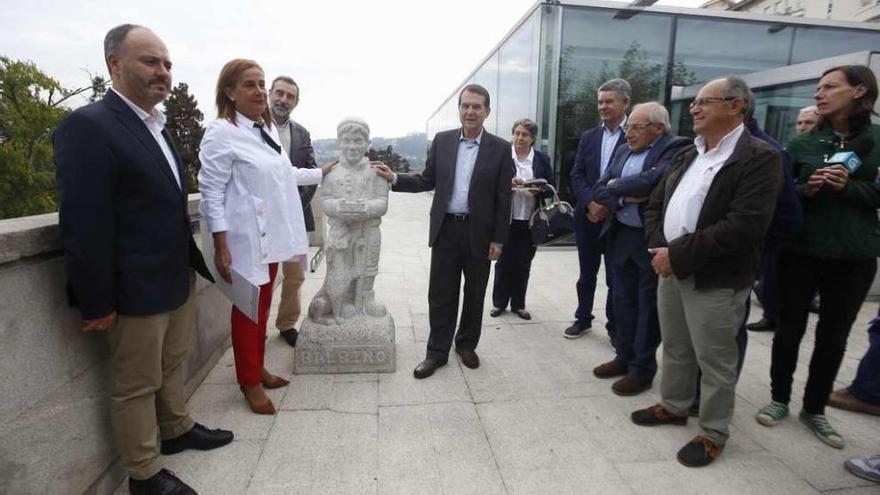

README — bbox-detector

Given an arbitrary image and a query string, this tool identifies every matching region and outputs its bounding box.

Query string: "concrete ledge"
[0,195,232,495]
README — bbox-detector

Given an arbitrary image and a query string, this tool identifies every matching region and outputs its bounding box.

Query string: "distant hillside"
[314,132,428,170]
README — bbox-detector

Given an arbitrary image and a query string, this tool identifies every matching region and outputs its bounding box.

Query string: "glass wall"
[428,2,880,195]
[426,9,541,142]
[496,10,541,142]
[672,18,793,84]
[555,7,673,198]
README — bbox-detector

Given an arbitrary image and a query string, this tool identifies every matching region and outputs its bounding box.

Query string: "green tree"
[0,56,107,219]
[88,75,107,103]
[367,145,410,173]
[163,82,204,192]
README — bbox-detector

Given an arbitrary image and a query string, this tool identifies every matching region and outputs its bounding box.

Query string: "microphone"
[824,151,862,174]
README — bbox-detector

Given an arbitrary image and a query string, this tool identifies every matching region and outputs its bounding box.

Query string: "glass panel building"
[426,0,880,200]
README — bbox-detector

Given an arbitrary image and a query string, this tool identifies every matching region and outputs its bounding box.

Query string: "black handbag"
[528,183,574,246]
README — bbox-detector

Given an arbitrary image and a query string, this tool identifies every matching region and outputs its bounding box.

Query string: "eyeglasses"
[689,96,739,109]
[622,123,654,132]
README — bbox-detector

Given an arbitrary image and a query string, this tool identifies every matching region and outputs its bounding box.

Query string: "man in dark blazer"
[591,102,691,397]
[630,77,782,467]
[269,75,318,347]
[566,78,630,341]
[374,84,513,379]
[54,24,231,495]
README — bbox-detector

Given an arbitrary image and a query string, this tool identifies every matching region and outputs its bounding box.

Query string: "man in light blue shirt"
[566,78,631,341]
[374,84,513,379]
[591,102,691,397]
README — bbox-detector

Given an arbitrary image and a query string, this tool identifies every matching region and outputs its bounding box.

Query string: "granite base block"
[294,314,395,374]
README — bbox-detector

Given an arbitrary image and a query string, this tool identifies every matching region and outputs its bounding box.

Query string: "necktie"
[254,120,282,154]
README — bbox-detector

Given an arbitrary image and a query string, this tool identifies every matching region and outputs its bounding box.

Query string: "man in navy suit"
[566,79,631,340]
[55,24,231,495]
[374,84,513,379]
[591,102,691,396]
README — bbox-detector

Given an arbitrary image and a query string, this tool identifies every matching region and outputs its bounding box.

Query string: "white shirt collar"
[111,87,165,127]
[511,146,534,163]
[460,128,483,144]
[602,114,627,134]
[695,123,745,156]
[236,111,261,128]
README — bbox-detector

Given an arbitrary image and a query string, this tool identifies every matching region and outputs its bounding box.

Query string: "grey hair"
[632,102,670,130]
[337,116,370,141]
[597,78,631,102]
[511,118,538,139]
[103,24,143,72]
[722,76,753,116]
[799,105,819,115]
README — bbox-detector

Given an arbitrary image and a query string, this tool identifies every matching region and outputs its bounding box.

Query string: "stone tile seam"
[462,362,511,495]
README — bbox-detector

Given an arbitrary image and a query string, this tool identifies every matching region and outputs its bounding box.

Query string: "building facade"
[426,0,880,199]
[702,0,880,23]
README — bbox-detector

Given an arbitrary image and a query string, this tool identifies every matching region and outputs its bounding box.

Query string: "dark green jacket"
[786,122,880,260]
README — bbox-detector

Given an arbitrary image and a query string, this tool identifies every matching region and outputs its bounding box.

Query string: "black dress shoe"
[455,347,480,369]
[746,318,776,332]
[513,309,531,320]
[161,423,234,455]
[413,358,447,379]
[129,469,196,495]
[280,327,299,347]
[489,307,504,317]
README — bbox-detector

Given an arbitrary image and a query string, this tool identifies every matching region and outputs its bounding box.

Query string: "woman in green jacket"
[756,65,880,449]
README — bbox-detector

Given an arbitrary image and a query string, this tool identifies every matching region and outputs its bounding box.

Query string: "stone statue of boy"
[307,117,390,323]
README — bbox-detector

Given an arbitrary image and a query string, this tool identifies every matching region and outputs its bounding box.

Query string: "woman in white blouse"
[198,59,333,415]
[490,119,555,321]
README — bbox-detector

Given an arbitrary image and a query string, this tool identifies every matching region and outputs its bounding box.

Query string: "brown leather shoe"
[240,385,276,415]
[612,375,652,396]
[631,404,688,426]
[677,435,723,467]
[828,388,880,416]
[260,368,290,389]
[593,360,627,379]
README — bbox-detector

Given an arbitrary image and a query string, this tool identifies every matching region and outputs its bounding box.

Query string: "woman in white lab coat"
[199,59,333,415]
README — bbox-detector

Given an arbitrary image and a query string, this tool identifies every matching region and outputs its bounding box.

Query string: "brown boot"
[612,375,652,396]
[593,360,627,379]
[240,385,276,415]
[260,368,290,389]
[828,388,880,416]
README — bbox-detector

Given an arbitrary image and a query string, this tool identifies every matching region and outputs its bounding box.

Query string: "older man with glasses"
[630,76,783,467]
[590,102,690,396]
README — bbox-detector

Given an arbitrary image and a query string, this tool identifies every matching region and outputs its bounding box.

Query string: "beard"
[121,66,169,106]
[271,101,290,120]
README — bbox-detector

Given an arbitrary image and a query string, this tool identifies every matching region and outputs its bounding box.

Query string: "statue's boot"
[361,277,386,317]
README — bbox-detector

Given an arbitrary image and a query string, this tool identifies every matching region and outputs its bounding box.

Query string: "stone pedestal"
[294,314,395,374]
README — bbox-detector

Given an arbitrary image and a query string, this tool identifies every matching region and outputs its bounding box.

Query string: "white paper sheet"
[200,219,260,323]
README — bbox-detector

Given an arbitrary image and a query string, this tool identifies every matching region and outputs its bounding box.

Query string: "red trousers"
[231,263,278,386]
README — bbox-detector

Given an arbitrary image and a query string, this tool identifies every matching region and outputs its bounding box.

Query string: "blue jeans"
[848,314,880,406]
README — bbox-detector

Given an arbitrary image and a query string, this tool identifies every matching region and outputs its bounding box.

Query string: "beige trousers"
[657,275,748,446]
[275,260,306,331]
[106,276,196,480]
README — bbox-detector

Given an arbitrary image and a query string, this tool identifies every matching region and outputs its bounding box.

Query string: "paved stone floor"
[120,192,880,494]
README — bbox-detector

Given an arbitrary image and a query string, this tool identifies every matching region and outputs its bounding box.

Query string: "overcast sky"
[2,0,704,139]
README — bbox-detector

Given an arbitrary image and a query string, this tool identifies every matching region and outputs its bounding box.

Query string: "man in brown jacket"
[630,76,782,467]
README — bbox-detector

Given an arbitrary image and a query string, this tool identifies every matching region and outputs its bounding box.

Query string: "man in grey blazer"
[375,84,514,379]
[269,76,318,347]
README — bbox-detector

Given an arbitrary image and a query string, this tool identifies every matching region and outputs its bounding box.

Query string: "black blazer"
[394,128,514,258]
[569,123,627,213]
[531,149,555,185]
[283,119,318,232]
[592,134,692,238]
[644,128,782,291]
[54,90,212,319]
